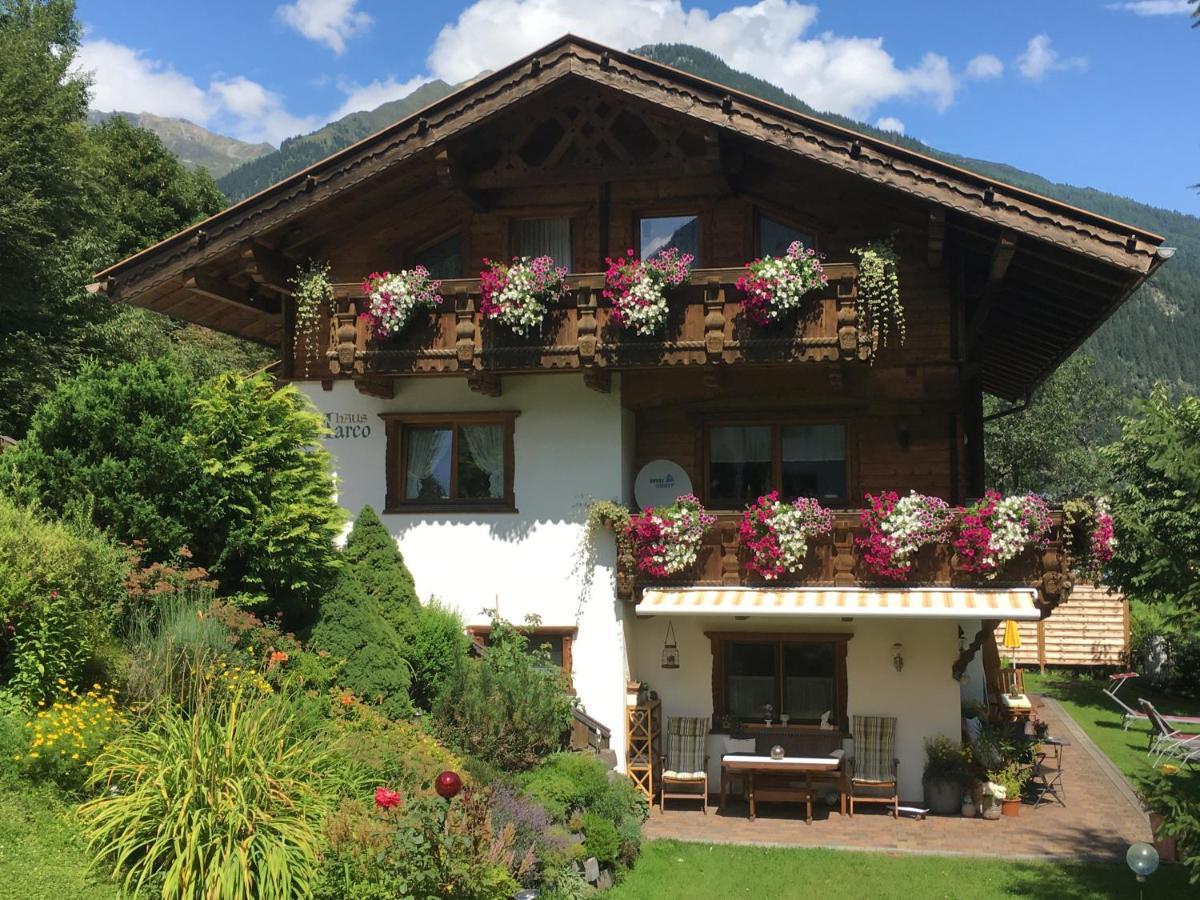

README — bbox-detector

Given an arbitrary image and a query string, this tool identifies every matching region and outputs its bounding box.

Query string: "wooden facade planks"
[994,584,1128,669]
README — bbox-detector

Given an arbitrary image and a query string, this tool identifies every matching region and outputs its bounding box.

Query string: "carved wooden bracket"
[835,278,861,361]
[577,289,599,365]
[952,619,998,681]
[703,283,726,362]
[327,300,361,375]
[455,295,477,370]
[466,370,501,396]
[583,369,611,393]
[354,376,394,399]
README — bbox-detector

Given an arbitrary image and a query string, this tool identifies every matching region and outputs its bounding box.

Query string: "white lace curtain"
[405,428,451,499]
[515,218,573,271]
[709,426,772,463]
[461,424,504,498]
[781,424,844,462]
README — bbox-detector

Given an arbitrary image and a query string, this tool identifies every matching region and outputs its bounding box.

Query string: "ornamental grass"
[79,679,343,900]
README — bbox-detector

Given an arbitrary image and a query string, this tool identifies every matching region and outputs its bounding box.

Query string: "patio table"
[719,754,843,823]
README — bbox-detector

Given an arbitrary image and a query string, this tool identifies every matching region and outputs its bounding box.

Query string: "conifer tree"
[342,505,418,633]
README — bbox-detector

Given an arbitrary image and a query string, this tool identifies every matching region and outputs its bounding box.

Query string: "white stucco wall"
[301,375,634,767]
[630,614,964,801]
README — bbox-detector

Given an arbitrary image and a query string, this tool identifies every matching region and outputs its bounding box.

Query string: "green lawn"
[0,785,118,900]
[611,840,1192,899]
[1025,671,1200,789]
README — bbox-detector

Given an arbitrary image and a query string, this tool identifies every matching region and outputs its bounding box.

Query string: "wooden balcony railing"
[610,509,1074,617]
[326,264,863,384]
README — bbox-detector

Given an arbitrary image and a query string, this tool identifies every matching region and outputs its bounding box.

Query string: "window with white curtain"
[383,412,517,510]
[707,422,847,507]
[514,217,573,270]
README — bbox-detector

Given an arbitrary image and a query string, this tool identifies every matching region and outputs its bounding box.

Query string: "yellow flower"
[1161,763,1180,776]
[28,751,39,759]
[71,753,79,760]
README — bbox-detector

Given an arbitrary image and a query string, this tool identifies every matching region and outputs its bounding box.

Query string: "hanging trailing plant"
[479,255,568,337]
[858,490,955,581]
[850,238,903,361]
[604,247,694,335]
[735,240,828,326]
[626,494,715,577]
[739,492,833,580]
[954,490,1053,578]
[358,268,443,339]
[288,260,334,377]
[1062,496,1116,582]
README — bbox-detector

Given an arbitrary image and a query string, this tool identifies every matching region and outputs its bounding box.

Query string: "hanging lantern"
[661,620,680,669]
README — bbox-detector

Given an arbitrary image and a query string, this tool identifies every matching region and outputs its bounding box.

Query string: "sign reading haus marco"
[92,35,1168,802]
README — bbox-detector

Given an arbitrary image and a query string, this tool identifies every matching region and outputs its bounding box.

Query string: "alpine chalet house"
[93,37,1167,806]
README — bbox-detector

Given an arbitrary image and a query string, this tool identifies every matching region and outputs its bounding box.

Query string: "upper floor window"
[416,233,463,280]
[707,422,846,508]
[639,214,699,262]
[514,217,572,270]
[382,411,517,512]
[756,212,814,258]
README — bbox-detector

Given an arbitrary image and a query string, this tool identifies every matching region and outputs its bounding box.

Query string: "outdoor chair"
[1106,673,1200,732]
[660,716,709,813]
[997,668,1033,722]
[848,715,899,817]
[1140,699,1200,767]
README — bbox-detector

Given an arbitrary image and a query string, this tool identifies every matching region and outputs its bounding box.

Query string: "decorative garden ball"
[435,770,463,800]
[1126,842,1159,881]
[770,745,785,760]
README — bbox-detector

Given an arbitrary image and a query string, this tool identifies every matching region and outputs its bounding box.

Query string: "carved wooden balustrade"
[613,509,1074,618]
[326,264,862,387]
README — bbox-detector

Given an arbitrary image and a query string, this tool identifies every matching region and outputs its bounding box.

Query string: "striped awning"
[635,587,1041,620]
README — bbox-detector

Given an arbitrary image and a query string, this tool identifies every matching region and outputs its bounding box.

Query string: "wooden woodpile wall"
[995,584,1128,669]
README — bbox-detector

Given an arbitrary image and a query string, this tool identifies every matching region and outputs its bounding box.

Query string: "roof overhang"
[635,587,1040,621]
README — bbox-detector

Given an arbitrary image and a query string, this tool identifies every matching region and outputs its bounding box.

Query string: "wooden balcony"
[326,264,863,391]
[611,509,1074,617]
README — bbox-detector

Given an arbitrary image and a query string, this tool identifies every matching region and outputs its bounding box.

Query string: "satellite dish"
[634,460,692,510]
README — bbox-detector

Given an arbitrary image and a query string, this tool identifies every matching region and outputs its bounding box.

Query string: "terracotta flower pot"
[1001,798,1021,817]
[1150,812,1177,863]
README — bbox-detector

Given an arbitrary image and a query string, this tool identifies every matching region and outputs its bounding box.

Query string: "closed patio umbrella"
[1001,619,1022,673]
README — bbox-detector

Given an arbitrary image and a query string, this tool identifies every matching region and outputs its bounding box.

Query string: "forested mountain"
[211,43,1198,396]
[86,111,272,178]
[217,80,458,200]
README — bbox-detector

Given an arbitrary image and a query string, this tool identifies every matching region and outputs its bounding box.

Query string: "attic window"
[756,213,814,258]
[514,217,573,271]
[415,233,463,280]
[639,214,699,262]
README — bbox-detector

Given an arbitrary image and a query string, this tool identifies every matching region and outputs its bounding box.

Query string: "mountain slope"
[217,80,458,201]
[634,44,1200,396]
[87,111,272,178]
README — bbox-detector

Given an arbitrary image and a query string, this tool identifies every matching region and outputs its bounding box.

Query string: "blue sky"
[74,0,1200,216]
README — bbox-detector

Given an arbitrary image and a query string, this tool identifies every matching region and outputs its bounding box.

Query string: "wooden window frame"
[467,625,576,681]
[380,410,518,513]
[752,206,819,257]
[635,210,703,265]
[701,417,854,512]
[706,631,851,734]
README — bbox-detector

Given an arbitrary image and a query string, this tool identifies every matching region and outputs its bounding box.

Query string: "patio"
[644,695,1153,861]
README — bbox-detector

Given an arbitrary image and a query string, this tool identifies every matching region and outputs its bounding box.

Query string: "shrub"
[522,751,611,820]
[342,505,418,632]
[433,618,575,770]
[1142,768,1200,884]
[923,735,969,785]
[581,811,620,867]
[18,681,124,791]
[407,600,469,710]
[309,571,413,719]
[80,683,340,900]
[0,497,131,701]
[0,358,210,563]
[185,372,344,623]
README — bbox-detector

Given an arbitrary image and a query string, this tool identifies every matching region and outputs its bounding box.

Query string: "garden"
[0,360,646,900]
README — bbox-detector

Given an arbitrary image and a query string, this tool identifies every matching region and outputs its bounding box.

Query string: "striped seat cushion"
[665,716,709,779]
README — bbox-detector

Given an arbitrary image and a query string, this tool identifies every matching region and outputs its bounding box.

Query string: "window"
[708,632,849,729]
[756,212,814,258]
[514,217,573,270]
[415,233,463,280]
[707,423,846,508]
[468,626,575,677]
[639,214,699,261]
[381,412,517,511]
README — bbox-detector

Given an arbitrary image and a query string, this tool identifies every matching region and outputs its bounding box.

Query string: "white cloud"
[75,39,317,145]
[874,116,904,134]
[428,0,960,119]
[75,39,215,121]
[331,74,431,120]
[1106,1,1191,15]
[966,53,1003,80]
[1016,34,1087,80]
[276,0,371,54]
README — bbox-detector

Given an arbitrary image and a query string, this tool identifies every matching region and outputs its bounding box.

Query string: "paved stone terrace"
[643,696,1152,861]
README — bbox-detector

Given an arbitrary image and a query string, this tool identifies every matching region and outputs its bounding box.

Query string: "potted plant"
[923,735,969,815]
[991,762,1028,816]
[979,779,1004,820]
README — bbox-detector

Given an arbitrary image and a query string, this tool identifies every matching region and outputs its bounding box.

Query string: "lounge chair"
[1140,699,1200,767]
[1105,673,1200,731]
[848,715,899,817]
[660,716,709,813]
